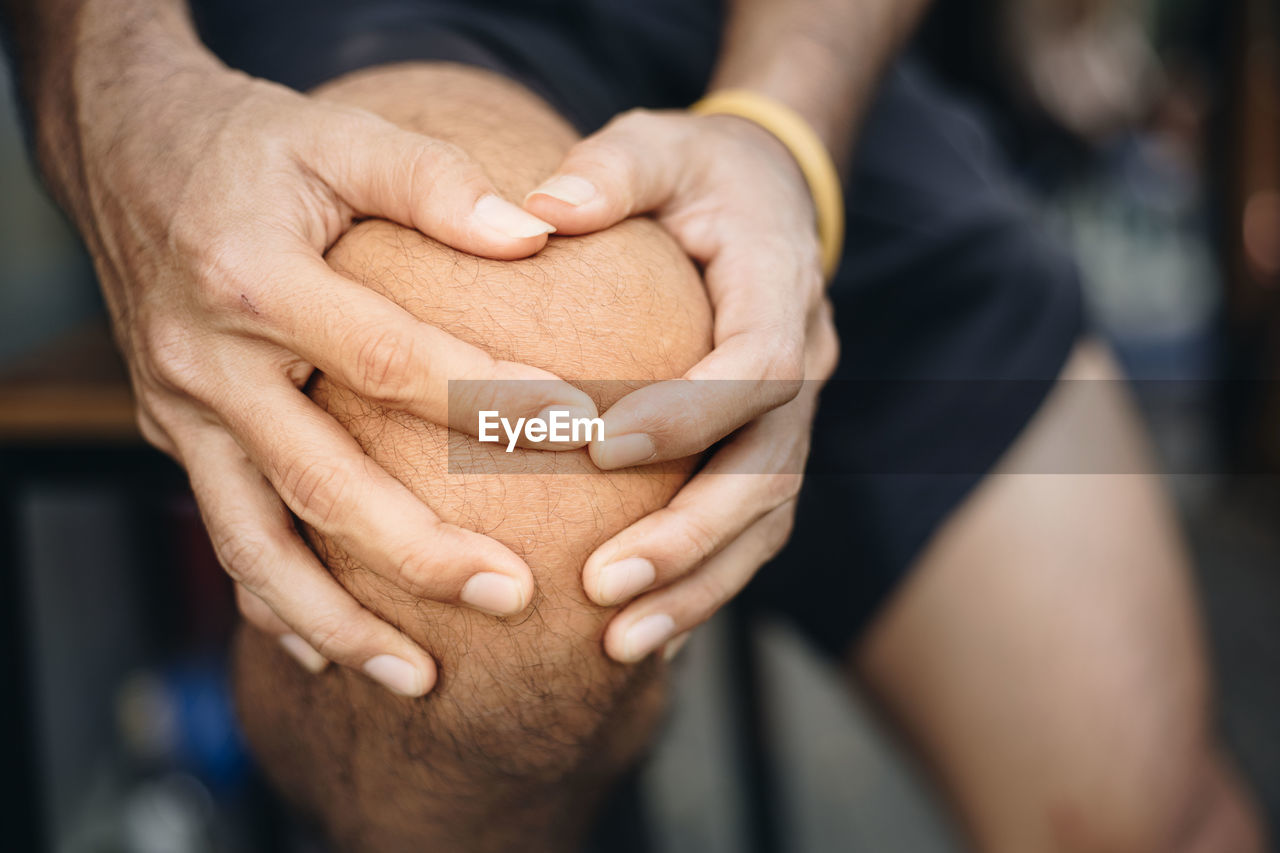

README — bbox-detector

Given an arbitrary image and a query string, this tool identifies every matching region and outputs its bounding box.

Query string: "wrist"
[708,0,933,173]
[700,113,810,222]
[704,74,845,158]
[26,0,225,222]
[690,90,844,279]
[706,24,864,163]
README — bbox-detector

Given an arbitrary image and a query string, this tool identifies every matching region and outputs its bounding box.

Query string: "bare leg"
[232,63,712,852]
[852,342,1265,852]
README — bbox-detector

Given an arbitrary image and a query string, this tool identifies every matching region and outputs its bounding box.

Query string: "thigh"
[747,61,1085,649]
[851,341,1213,852]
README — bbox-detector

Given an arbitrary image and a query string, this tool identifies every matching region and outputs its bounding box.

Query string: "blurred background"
[2,0,1279,850]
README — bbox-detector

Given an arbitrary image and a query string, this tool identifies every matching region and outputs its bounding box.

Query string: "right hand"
[74,62,597,697]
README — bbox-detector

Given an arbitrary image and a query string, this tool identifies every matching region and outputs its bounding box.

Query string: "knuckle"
[414,135,465,171]
[611,108,659,134]
[134,409,174,453]
[210,524,272,588]
[351,328,415,402]
[571,136,632,178]
[408,138,463,202]
[304,612,359,661]
[764,336,807,386]
[140,322,202,392]
[180,232,259,317]
[195,272,250,319]
[277,458,350,528]
[569,117,650,179]
[390,549,434,596]
[676,513,722,564]
[767,473,804,507]
[412,138,493,217]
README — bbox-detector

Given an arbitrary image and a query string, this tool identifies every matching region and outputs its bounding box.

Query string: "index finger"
[183,427,437,696]
[589,241,813,469]
[248,255,599,447]
[218,376,537,617]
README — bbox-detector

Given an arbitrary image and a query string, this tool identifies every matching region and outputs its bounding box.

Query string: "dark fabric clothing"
[188,0,1084,655]
[191,0,722,134]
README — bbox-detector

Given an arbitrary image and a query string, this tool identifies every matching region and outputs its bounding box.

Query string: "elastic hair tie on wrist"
[690,88,845,281]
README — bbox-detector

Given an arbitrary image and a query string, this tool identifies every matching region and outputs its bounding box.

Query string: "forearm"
[709,0,932,167]
[2,0,220,223]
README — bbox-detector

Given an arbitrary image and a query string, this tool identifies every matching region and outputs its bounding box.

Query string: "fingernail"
[461,572,528,616]
[279,634,328,674]
[537,405,602,445]
[593,433,656,469]
[595,557,656,605]
[363,655,429,697]
[473,194,556,240]
[526,175,597,207]
[622,613,676,662]
[663,631,692,662]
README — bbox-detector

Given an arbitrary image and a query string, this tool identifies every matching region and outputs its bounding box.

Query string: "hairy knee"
[234,62,712,849]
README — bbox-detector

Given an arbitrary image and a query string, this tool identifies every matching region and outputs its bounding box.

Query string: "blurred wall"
[0,50,100,366]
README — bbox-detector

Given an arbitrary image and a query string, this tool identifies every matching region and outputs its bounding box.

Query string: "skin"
[5,0,613,694]
[852,343,1266,850]
[523,0,931,662]
[8,0,1266,848]
[235,62,715,852]
[231,62,1265,852]
[3,0,925,685]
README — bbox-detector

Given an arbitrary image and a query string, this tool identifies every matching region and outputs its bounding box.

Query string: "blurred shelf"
[0,320,140,444]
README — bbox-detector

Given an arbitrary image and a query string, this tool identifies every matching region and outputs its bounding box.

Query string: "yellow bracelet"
[690,88,845,280]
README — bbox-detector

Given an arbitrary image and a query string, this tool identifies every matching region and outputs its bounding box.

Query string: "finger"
[583,399,810,606]
[185,429,436,695]
[234,584,292,635]
[135,407,179,458]
[663,631,694,662]
[589,240,813,469]
[248,254,598,445]
[309,116,554,259]
[582,471,799,606]
[236,585,330,674]
[603,501,797,663]
[523,110,688,234]
[220,377,536,616]
[809,296,841,383]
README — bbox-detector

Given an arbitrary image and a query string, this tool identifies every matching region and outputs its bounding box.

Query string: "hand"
[78,63,599,695]
[525,108,839,662]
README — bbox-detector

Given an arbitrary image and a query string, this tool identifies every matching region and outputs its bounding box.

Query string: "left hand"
[525,108,840,663]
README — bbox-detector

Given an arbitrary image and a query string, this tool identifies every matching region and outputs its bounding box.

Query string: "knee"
[234,606,671,848]
[1166,754,1267,853]
[302,215,711,782]
[399,592,672,784]
[1040,728,1262,853]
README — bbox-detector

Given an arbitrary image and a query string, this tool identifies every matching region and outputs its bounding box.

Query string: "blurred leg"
[851,341,1265,852]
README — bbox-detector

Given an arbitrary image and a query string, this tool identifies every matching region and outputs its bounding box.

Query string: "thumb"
[523,110,688,235]
[313,119,555,260]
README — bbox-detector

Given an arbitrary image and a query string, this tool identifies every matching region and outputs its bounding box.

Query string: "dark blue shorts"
[192,0,1085,656]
